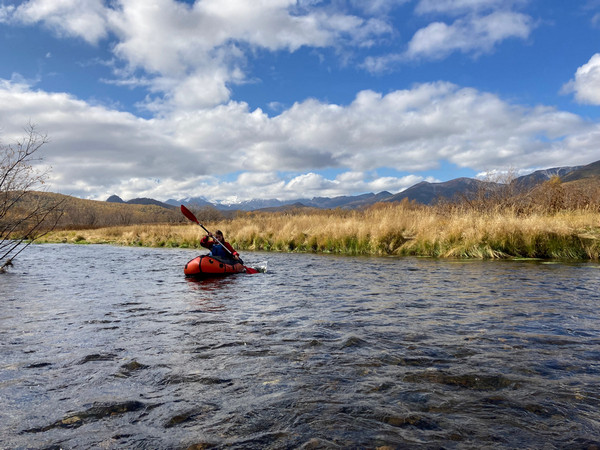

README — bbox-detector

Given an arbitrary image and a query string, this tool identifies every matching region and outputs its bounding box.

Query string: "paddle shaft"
[180,205,244,264]
[201,226,237,260]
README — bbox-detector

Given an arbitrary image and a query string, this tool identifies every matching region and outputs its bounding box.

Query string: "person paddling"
[200,230,240,263]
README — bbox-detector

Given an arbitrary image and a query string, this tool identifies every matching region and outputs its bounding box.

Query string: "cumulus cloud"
[2,0,392,113]
[348,0,411,15]
[415,0,525,15]
[279,171,421,200]
[405,11,532,60]
[562,53,600,105]
[4,0,109,44]
[363,0,535,72]
[1,1,597,204]
[2,76,597,202]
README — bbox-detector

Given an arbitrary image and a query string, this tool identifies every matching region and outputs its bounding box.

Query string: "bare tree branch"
[1,124,62,272]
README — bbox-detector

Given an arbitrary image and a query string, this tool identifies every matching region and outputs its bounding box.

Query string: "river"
[1,244,599,448]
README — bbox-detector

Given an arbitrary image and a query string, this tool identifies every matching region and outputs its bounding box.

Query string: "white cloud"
[2,0,393,113]
[286,172,336,192]
[562,53,600,105]
[406,11,533,60]
[2,77,597,203]
[0,2,597,204]
[236,172,282,186]
[333,172,425,195]
[0,5,15,22]
[362,53,403,73]
[415,0,524,15]
[363,0,535,72]
[349,0,411,15]
[369,175,423,192]
[7,0,109,44]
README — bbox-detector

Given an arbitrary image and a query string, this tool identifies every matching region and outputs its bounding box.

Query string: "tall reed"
[39,203,600,260]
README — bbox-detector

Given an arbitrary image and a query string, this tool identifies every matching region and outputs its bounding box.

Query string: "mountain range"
[106,194,178,210]
[106,159,600,211]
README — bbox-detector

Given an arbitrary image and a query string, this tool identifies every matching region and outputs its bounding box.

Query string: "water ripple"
[1,245,599,448]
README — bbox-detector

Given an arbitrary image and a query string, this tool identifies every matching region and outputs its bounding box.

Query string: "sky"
[1,0,600,204]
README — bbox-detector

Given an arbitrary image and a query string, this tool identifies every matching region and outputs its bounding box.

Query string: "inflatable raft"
[184,255,246,279]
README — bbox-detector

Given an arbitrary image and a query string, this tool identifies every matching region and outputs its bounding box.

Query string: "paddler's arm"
[200,235,213,249]
[225,242,240,260]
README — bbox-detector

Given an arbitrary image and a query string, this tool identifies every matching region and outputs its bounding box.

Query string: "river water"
[1,244,599,449]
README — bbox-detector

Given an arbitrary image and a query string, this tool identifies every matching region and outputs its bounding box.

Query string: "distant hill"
[127,197,177,210]
[167,197,214,208]
[382,164,590,205]
[561,160,600,183]
[107,194,176,210]
[16,159,599,232]
[253,202,314,213]
[336,191,393,209]
[25,154,600,232]
[106,194,125,203]
[304,191,393,209]
[384,178,497,205]
[172,193,394,211]
[512,166,581,190]
[26,191,183,229]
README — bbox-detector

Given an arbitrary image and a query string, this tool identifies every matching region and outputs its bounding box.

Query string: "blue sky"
[1,0,600,204]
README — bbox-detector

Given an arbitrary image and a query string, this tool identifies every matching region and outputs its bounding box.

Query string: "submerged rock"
[403,371,519,390]
[22,401,146,433]
[114,359,149,378]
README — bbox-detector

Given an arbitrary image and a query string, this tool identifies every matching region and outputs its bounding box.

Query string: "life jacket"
[209,243,229,259]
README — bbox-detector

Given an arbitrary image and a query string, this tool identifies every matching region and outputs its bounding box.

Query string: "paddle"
[180,205,258,274]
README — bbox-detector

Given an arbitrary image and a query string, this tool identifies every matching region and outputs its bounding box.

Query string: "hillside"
[512,166,581,190]
[107,194,176,210]
[304,191,393,209]
[16,159,598,232]
[384,178,499,205]
[22,191,184,230]
[165,161,599,211]
[561,160,600,183]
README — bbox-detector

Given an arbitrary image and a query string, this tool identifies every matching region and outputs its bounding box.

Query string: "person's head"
[215,230,224,240]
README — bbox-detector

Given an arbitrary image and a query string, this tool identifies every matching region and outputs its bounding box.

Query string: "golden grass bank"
[39,203,600,260]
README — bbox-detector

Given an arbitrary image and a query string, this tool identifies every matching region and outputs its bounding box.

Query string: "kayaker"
[200,230,241,262]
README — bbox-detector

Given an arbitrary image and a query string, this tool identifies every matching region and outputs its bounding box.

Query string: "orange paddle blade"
[180,205,199,224]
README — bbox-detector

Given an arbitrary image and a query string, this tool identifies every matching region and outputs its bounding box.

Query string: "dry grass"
[39,202,600,260]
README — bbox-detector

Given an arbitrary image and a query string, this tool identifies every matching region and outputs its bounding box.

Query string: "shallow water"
[1,244,599,448]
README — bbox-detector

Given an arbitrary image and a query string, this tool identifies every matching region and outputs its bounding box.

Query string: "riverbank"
[37,204,600,260]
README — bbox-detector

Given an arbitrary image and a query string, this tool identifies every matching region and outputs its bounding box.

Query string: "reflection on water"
[1,244,599,448]
[186,277,233,312]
